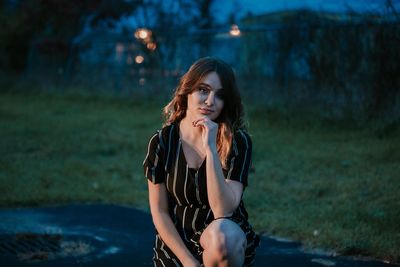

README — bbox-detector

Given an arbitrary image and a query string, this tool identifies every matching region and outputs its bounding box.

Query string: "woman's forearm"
[205,149,239,217]
[152,210,197,265]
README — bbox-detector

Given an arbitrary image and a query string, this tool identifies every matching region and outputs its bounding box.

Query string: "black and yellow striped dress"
[143,123,260,267]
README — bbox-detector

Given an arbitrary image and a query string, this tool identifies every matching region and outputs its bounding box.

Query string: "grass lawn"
[0,91,399,263]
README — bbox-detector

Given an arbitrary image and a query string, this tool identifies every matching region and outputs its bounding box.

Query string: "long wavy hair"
[163,57,246,168]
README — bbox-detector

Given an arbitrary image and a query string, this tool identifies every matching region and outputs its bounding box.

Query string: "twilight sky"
[213,0,400,22]
[118,0,399,30]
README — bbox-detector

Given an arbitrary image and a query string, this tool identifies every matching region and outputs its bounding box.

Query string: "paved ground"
[0,204,396,267]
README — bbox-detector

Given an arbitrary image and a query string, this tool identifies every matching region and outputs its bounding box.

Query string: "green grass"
[0,91,399,263]
[0,91,159,208]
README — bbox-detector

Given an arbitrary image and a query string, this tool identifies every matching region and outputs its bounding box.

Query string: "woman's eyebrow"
[199,83,223,91]
[199,83,211,88]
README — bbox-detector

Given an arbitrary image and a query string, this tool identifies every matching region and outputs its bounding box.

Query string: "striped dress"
[143,123,260,267]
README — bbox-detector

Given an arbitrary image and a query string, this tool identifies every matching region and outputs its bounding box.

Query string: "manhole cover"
[0,233,97,262]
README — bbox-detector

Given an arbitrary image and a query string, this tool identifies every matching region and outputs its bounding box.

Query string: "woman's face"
[186,71,225,121]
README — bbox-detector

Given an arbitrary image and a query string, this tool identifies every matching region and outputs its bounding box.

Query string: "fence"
[23,10,400,122]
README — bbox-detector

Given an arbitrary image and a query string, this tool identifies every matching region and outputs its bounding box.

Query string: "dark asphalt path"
[0,204,396,267]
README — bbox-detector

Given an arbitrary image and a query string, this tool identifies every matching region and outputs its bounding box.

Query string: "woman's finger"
[192,117,209,127]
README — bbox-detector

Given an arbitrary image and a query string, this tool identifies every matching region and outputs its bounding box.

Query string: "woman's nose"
[205,93,214,106]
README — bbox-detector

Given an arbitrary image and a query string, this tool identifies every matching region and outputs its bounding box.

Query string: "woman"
[143,57,259,267]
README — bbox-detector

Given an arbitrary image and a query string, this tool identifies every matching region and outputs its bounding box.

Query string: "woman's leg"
[200,219,247,267]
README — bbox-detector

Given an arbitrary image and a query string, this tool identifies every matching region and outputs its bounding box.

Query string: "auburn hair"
[163,57,246,168]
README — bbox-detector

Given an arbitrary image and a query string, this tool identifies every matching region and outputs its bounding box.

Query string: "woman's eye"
[216,91,225,99]
[199,87,208,93]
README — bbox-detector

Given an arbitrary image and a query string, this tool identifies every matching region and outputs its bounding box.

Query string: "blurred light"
[139,77,146,86]
[135,55,144,64]
[229,24,241,37]
[115,43,125,54]
[115,43,125,62]
[147,42,157,51]
[134,28,152,41]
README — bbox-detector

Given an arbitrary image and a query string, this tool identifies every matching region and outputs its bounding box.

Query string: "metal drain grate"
[0,233,94,262]
[0,233,62,256]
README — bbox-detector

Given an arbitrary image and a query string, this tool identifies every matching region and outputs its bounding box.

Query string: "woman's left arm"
[194,118,244,218]
[206,149,243,218]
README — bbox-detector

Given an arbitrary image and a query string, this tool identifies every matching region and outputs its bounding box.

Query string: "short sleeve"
[224,130,252,187]
[143,131,166,184]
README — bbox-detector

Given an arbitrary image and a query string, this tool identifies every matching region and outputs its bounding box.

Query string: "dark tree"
[0,0,143,72]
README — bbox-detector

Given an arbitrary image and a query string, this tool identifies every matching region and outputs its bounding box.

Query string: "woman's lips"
[199,108,213,114]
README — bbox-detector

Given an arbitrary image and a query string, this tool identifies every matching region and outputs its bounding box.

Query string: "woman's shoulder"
[233,129,252,145]
[148,123,178,147]
[160,122,178,138]
[232,129,252,153]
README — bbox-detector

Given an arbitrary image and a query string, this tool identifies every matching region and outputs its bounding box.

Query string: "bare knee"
[206,231,229,261]
[201,219,246,265]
